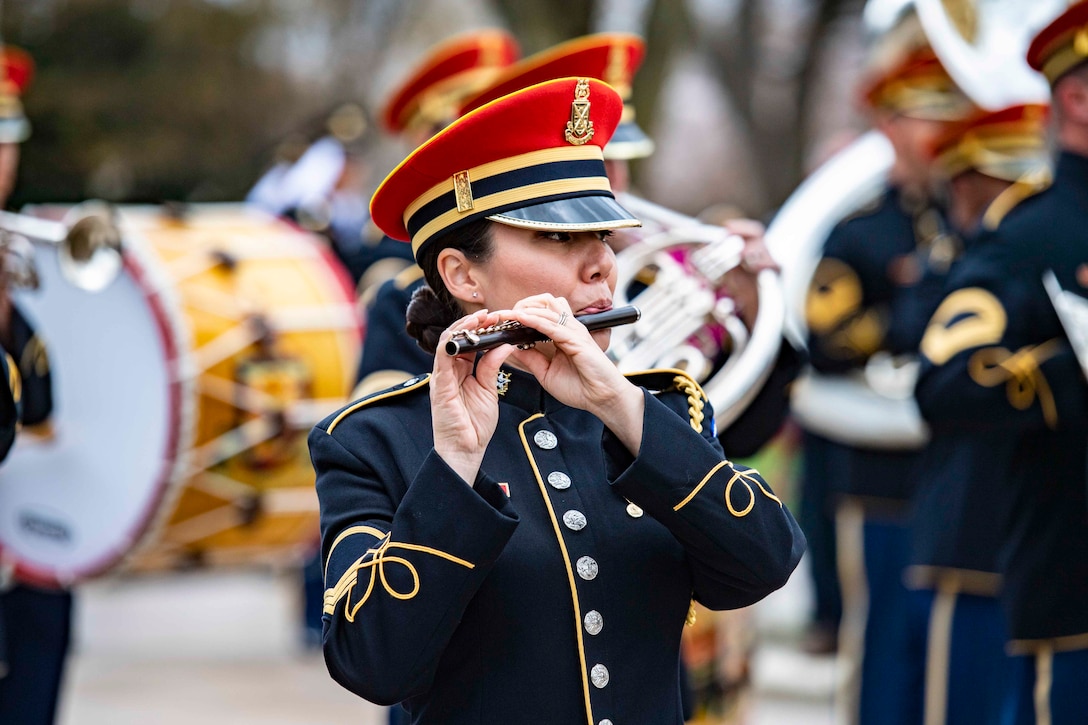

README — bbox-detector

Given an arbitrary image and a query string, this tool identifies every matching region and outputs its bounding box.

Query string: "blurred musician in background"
[354,28,523,399]
[0,349,15,464]
[247,102,402,287]
[0,44,73,725]
[802,11,974,725]
[915,3,1088,721]
[908,103,1051,725]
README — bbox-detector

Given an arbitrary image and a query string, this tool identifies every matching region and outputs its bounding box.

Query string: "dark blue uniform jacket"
[915,151,1088,644]
[910,225,1019,591]
[310,367,805,724]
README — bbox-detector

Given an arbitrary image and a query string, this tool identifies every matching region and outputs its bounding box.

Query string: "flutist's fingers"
[430,309,516,485]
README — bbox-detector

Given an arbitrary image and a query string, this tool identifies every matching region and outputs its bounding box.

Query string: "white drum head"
[0,237,187,587]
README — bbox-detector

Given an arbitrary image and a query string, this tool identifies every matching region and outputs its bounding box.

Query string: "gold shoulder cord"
[671,374,706,434]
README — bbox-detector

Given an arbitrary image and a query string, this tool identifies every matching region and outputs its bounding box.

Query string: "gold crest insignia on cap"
[453,170,474,212]
[564,78,595,146]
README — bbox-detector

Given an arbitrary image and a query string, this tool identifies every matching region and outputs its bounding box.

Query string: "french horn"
[608,192,784,430]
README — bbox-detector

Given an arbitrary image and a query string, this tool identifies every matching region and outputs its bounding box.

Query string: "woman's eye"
[596,230,614,242]
[539,231,573,242]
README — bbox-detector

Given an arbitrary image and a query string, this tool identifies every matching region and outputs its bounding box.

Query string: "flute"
[445,305,641,356]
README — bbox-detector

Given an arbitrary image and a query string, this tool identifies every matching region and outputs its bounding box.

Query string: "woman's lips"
[578,301,613,315]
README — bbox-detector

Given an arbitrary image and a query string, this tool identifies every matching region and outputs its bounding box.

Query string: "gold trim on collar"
[982,170,1051,230]
[327,374,430,433]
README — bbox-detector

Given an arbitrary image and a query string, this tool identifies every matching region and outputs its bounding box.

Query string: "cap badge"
[564,78,595,146]
[453,170,474,212]
[1076,26,1088,58]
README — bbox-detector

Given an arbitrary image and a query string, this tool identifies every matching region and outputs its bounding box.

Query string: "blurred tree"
[4,0,318,206]
[491,0,594,53]
[697,0,864,212]
[0,0,866,219]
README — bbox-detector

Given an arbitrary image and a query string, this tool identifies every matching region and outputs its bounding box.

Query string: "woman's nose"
[584,235,615,281]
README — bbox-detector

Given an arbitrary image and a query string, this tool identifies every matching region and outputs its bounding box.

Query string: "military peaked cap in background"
[1027,0,1088,86]
[457,33,654,160]
[0,45,34,144]
[379,29,521,136]
[860,44,974,121]
[931,103,1051,183]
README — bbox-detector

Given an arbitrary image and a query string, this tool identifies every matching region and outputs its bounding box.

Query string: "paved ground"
[56,563,837,724]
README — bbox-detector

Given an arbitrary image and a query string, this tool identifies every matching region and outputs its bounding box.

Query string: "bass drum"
[0,204,361,587]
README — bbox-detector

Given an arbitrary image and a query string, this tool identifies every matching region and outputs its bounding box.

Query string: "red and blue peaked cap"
[371,77,641,259]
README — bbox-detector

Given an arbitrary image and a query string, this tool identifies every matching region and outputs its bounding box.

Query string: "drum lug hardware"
[210,249,237,271]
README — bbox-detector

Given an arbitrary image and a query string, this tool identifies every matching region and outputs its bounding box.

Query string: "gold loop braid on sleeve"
[724,466,782,517]
[323,533,475,622]
[673,374,707,433]
[967,339,1063,430]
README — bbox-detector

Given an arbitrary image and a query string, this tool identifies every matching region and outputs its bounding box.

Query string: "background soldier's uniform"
[0,307,72,725]
[805,185,948,725]
[909,220,1018,725]
[355,268,431,397]
[0,350,18,462]
[915,150,1088,724]
[906,102,1051,725]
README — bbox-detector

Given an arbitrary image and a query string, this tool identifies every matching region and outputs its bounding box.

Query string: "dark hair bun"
[405,284,459,354]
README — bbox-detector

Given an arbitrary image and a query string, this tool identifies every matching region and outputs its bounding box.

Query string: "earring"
[472,291,479,298]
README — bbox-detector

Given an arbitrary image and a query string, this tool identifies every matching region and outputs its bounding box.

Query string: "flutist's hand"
[506,294,644,455]
[431,309,517,486]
